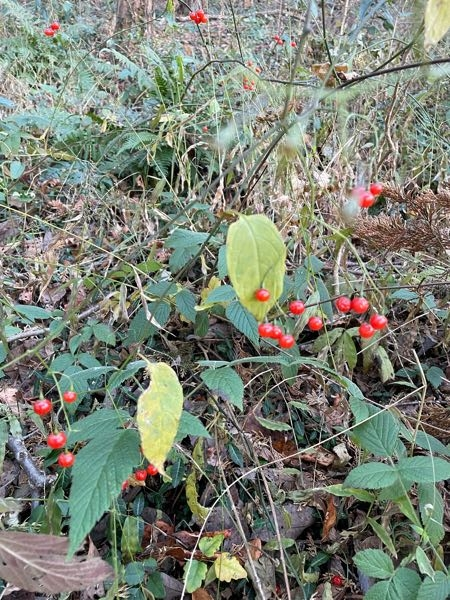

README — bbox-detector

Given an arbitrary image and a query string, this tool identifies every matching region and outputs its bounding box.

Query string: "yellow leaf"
[214,553,247,582]
[226,215,286,322]
[137,361,183,476]
[186,472,210,524]
[425,0,450,47]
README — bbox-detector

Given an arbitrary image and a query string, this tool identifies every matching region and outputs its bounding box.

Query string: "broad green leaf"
[424,0,450,47]
[415,547,434,579]
[255,416,292,432]
[351,410,399,457]
[396,456,450,484]
[343,462,398,489]
[176,411,211,441]
[137,361,183,475]
[313,328,344,352]
[92,323,116,346]
[106,360,147,391]
[175,289,197,322]
[121,516,143,562]
[335,331,357,370]
[226,214,286,321]
[366,568,421,600]
[418,483,445,545]
[214,553,247,582]
[353,549,394,579]
[426,366,445,389]
[124,562,145,585]
[184,559,207,593]
[14,304,52,321]
[203,285,236,305]
[201,367,244,410]
[225,301,260,346]
[416,572,450,600]
[366,517,397,557]
[68,429,141,556]
[9,160,25,180]
[402,428,450,457]
[147,571,165,598]
[199,534,224,557]
[375,346,395,382]
[67,409,130,445]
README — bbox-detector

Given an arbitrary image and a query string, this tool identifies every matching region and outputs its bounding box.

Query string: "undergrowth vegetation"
[0,0,449,599]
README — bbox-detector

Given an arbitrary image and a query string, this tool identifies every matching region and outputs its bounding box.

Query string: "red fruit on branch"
[359,323,375,338]
[308,316,323,331]
[33,398,53,416]
[134,469,147,481]
[47,431,67,449]
[369,314,388,330]
[50,22,60,31]
[369,182,383,196]
[279,334,295,349]
[258,323,274,337]
[289,300,305,315]
[335,296,352,312]
[147,464,158,476]
[270,326,283,339]
[62,390,77,403]
[44,28,55,36]
[254,288,270,302]
[351,296,369,314]
[359,191,375,208]
[57,452,75,468]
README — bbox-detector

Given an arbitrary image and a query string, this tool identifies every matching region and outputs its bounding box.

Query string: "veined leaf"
[201,367,244,410]
[424,0,450,47]
[137,361,184,475]
[396,456,450,484]
[183,560,207,593]
[226,214,286,321]
[214,553,247,582]
[353,550,395,580]
[343,462,398,489]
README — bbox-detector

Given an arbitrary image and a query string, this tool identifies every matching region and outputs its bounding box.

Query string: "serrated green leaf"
[416,572,450,600]
[343,462,398,489]
[175,289,197,322]
[402,428,450,457]
[67,409,130,445]
[137,362,184,475]
[425,0,450,47]
[226,214,286,321]
[225,301,259,346]
[255,416,292,431]
[199,534,224,557]
[396,456,450,484]
[176,411,210,441]
[201,367,244,410]
[125,562,145,586]
[106,360,147,391]
[92,323,116,346]
[203,285,236,305]
[426,366,444,389]
[365,567,422,600]
[418,483,445,545]
[14,304,52,322]
[214,553,247,582]
[351,410,399,457]
[183,559,207,593]
[68,429,141,556]
[353,549,394,579]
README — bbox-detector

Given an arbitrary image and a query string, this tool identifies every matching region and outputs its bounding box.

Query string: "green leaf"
[416,572,450,600]
[353,549,394,579]
[396,456,450,484]
[255,416,292,432]
[186,472,209,523]
[335,331,357,370]
[343,462,398,489]
[199,534,225,557]
[124,562,145,586]
[365,568,422,600]
[14,304,52,322]
[68,429,141,556]
[325,484,376,503]
[366,517,397,557]
[121,516,143,562]
[226,214,286,321]
[375,346,395,382]
[183,559,207,593]
[147,571,165,598]
[176,411,210,441]
[425,366,444,389]
[418,483,445,545]
[176,289,197,322]
[92,323,116,346]
[9,160,25,180]
[106,360,147,391]
[225,301,259,346]
[137,362,184,475]
[415,547,434,579]
[316,279,333,321]
[201,367,244,410]
[402,428,450,457]
[203,285,236,305]
[166,229,211,249]
[214,553,248,582]
[425,0,450,47]
[313,328,344,352]
[67,409,130,444]
[351,410,399,457]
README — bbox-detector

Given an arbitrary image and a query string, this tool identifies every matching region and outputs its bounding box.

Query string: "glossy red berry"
[308,316,323,331]
[44,27,55,36]
[359,191,375,208]
[270,326,283,339]
[359,323,375,338]
[369,182,383,196]
[147,464,158,476]
[258,323,274,337]
[135,469,147,481]
[254,288,270,302]
[57,452,75,468]
[33,398,53,416]
[290,40,297,47]
[47,431,67,449]
[369,313,388,330]
[335,296,352,312]
[331,574,344,587]
[279,334,295,349]
[289,300,305,315]
[62,390,77,403]
[351,296,370,314]
[50,21,60,31]
[121,480,129,491]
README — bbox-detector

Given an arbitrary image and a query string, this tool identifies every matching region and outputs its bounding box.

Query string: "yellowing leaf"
[137,361,183,475]
[186,471,210,523]
[425,0,450,47]
[226,215,286,322]
[214,553,247,582]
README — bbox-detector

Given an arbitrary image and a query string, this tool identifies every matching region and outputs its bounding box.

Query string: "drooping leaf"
[424,0,450,47]
[184,559,208,593]
[226,214,286,321]
[68,429,140,556]
[375,346,395,382]
[343,462,398,489]
[225,300,260,346]
[186,471,209,523]
[121,516,143,561]
[0,531,113,593]
[201,367,244,410]
[137,361,184,475]
[366,517,397,557]
[415,547,434,579]
[214,553,247,582]
[255,416,292,432]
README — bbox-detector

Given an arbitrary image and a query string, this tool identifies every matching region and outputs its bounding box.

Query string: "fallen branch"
[7,435,55,490]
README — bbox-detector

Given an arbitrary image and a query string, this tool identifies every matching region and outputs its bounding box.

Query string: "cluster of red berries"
[189,9,208,24]
[335,296,388,338]
[122,463,159,490]
[352,182,383,209]
[246,60,262,75]
[272,35,296,47]
[330,574,345,587]
[33,390,78,468]
[43,21,60,37]
[243,76,256,91]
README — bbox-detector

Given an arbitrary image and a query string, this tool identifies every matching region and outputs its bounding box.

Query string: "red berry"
[47,431,67,449]
[359,323,375,338]
[33,398,52,416]
[44,27,55,36]
[331,574,344,587]
[62,390,77,403]
[359,191,375,208]
[189,11,196,21]
[57,452,75,468]
[369,313,388,330]
[270,326,283,339]
[335,296,352,312]
[290,40,297,47]
[134,469,147,481]
[369,182,383,196]
[351,296,369,314]
[279,334,295,349]
[254,288,270,302]
[308,316,323,331]
[122,480,129,491]
[147,464,158,476]
[289,300,305,315]
[258,323,274,337]
[50,21,60,31]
